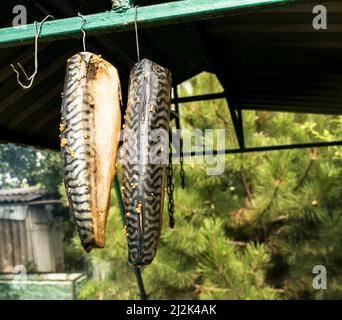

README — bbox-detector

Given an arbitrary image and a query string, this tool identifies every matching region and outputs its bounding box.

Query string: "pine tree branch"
[176,203,199,215]
[200,285,230,292]
[293,162,313,191]
[293,148,317,191]
[215,106,230,129]
[239,166,253,204]
[228,240,247,247]
[188,105,209,124]
[271,215,289,223]
[260,179,281,216]
[273,289,285,293]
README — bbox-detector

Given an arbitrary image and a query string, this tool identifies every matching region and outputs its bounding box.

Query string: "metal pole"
[113,176,148,300]
[171,92,226,104]
[171,140,342,158]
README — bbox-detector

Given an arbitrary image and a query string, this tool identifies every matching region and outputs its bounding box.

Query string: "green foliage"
[0,143,62,193]
[74,206,141,300]
[0,71,336,299]
[25,71,339,300]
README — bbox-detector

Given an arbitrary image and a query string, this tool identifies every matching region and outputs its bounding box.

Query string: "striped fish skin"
[60,52,121,253]
[122,59,172,267]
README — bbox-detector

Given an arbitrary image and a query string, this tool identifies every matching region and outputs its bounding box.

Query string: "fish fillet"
[122,59,172,266]
[60,52,121,252]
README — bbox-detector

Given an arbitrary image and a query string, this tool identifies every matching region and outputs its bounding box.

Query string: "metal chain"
[167,138,175,229]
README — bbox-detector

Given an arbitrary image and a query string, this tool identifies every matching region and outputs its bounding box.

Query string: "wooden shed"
[0,187,64,273]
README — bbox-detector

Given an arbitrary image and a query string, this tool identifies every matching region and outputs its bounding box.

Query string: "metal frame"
[171,93,342,157]
[171,141,342,158]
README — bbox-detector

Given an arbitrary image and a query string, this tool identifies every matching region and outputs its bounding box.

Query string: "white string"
[135,5,140,62]
[78,13,87,52]
[11,15,54,90]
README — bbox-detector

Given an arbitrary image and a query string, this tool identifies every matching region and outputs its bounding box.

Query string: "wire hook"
[11,15,54,90]
[134,5,140,62]
[78,13,87,52]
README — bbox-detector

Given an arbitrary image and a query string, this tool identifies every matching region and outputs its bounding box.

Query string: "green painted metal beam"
[0,0,310,48]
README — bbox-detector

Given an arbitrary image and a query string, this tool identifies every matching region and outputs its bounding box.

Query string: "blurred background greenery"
[0,72,341,300]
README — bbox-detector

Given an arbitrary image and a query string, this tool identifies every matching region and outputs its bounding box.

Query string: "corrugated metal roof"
[0,186,46,203]
[0,0,341,150]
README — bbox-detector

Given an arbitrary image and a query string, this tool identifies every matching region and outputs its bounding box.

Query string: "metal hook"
[11,15,54,90]
[134,5,140,62]
[78,13,87,52]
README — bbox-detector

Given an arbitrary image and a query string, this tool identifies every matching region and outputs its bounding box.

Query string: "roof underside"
[0,0,341,150]
[0,186,46,203]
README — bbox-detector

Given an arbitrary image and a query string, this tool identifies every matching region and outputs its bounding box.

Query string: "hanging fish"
[122,59,172,266]
[60,52,121,252]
